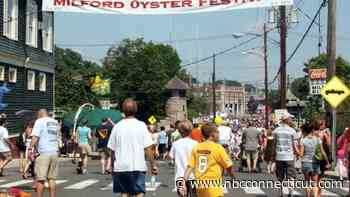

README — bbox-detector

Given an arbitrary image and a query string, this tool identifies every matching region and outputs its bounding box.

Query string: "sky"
[55,0,350,88]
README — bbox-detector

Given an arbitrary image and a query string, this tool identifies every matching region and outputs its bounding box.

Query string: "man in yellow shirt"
[181,123,235,197]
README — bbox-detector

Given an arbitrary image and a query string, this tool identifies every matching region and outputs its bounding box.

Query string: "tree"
[247,96,258,114]
[290,77,309,100]
[187,91,208,120]
[216,80,241,86]
[55,47,101,111]
[295,54,350,133]
[244,84,256,94]
[103,39,183,120]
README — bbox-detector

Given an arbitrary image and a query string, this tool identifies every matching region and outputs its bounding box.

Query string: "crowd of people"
[1,98,350,197]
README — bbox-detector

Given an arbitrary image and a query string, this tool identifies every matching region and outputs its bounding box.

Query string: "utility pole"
[280,5,287,109]
[264,24,269,129]
[327,0,337,168]
[212,54,216,119]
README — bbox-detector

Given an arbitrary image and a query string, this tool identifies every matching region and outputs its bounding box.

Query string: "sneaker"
[82,169,88,174]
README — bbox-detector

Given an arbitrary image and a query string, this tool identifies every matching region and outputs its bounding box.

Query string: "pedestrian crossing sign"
[148,115,157,125]
[320,76,350,109]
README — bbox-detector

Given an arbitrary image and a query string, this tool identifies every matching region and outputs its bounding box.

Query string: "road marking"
[321,190,339,196]
[101,183,113,191]
[0,180,33,188]
[145,182,161,192]
[241,187,265,195]
[65,179,99,189]
[45,180,67,188]
[282,187,302,196]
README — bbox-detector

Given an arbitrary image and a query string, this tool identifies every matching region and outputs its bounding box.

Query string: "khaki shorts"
[243,150,258,161]
[0,151,12,161]
[79,144,92,156]
[98,147,111,158]
[35,154,59,181]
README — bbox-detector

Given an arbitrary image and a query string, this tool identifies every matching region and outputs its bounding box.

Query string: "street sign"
[309,69,327,95]
[320,76,350,108]
[148,115,157,125]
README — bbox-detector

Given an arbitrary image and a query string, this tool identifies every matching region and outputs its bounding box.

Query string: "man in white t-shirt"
[273,112,300,197]
[0,114,13,177]
[30,109,60,197]
[169,120,197,193]
[108,99,158,197]
[217,121,232,149]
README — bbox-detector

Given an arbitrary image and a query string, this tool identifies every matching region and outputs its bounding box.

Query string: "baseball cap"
[281,112,294,121]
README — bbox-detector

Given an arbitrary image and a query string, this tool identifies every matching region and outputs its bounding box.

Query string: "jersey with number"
[188,140,233,197]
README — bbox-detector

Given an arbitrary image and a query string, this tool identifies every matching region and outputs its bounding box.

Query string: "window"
[39,73,46,92]
[3,0,18,40]
[26,0,38,47]
[42,12,53,52]
[27,71,35,90]
[9,68,17,83]
[0,67,4,81]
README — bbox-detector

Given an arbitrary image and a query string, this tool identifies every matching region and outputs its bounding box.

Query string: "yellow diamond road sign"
[320,76,350,109]
[148,116,157,125]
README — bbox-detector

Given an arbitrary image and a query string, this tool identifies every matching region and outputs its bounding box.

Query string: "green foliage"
[187,91,208,120]
[55,47,101,111]
[103,38,183,120]
[216,80,241,87]
[244,84,256,93]
[290,77,309,100]
[247,96,258,114]
[299,54,350,132]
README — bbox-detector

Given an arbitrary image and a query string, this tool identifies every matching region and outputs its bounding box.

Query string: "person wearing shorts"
[107,99,157,197]
[242,121,261,173]
[273,112,300,197]
[96,118,113,174]
[76,120,92,174]
[0,114,13,177]
[30,109,60,197]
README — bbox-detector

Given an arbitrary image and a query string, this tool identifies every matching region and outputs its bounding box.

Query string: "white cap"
[281,112,294,121]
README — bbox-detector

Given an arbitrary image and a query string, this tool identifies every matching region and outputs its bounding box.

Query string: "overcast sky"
[55,0,350,88]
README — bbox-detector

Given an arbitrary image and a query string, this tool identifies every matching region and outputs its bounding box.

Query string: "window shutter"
[3,0,9,37]
[12,0,18,40]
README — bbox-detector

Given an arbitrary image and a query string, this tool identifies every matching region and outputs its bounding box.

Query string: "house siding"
[0,0,55,134]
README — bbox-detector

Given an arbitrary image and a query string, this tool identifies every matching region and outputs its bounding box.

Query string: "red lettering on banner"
[199,0,207,6]
[54,0,67,6]
[103,1,113,7]
[182,0,192,7]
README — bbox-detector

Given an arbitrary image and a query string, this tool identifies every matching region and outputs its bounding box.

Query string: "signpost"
[320,76,350,167]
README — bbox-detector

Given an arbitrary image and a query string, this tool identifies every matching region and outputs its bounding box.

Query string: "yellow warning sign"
[320,76,350,109]
[148,116,157,125]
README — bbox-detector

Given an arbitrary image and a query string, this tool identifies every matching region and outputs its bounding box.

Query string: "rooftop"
[165,76,189,90]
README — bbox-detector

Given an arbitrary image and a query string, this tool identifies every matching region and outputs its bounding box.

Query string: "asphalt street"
[0,159,348,197]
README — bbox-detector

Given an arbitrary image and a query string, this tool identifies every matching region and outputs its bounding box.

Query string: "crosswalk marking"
[146,182,161,192]
[282,187,302,196]
[0,180,33,188]
[241,187,265,195]
[321,190,339,196]
[45,180,67,188]
[65,179,99,190]
[101,183,113,191]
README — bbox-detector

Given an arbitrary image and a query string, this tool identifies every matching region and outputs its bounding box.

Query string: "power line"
[181,37,258,68]
[269,0,327,85]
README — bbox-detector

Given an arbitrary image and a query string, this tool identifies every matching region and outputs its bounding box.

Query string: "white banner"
[43,0,293,15]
